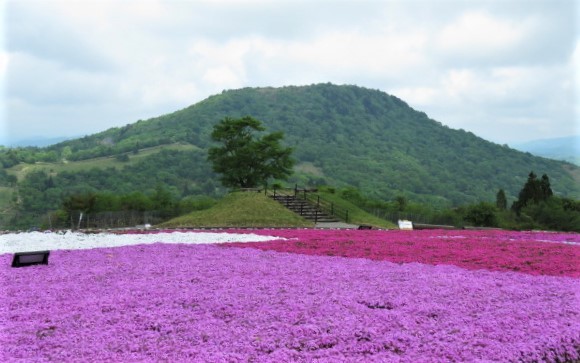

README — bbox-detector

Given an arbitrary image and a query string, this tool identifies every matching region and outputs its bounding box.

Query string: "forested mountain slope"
[2,84,578,215]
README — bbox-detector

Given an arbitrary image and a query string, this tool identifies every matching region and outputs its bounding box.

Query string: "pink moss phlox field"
[223,229,580,277]
[1,243,578,362]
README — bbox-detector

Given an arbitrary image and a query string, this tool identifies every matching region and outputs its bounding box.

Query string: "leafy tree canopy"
[207,116,295,188]
[464,202,498,227]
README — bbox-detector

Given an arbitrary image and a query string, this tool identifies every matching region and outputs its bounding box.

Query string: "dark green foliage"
[501,172,579,231]
[62,193,97,214]
[118,192,154,211]
[539,174,553,199]
[7,149,222,227]
[0,147,59,166]
[512,172,554,214]
[395,196,408,212]
[51,189,217,229]
[150,184,178,217]
[561,198,580,212]
[496,189,507,210]
[340,176,578,231]
[0,168,17,186]
[207,117,295,188]
[464,202,498,227]
[335,185,461,227]
[520,197,580,232]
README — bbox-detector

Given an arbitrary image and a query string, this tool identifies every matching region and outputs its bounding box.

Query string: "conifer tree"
[540,174,553,199]
[496,189,507,210]
[512,172,553,214]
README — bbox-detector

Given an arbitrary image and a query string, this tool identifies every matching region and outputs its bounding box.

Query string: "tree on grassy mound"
[207,117,295,189]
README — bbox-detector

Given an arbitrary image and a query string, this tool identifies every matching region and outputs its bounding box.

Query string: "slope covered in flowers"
[226,229,580,277]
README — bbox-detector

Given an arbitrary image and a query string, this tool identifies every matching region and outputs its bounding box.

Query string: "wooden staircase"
[270,194,340,223]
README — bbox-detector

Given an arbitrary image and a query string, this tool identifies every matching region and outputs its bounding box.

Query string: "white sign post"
[398,220,413,230]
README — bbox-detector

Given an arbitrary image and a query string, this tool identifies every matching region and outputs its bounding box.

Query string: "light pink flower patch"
[1,240,579,362]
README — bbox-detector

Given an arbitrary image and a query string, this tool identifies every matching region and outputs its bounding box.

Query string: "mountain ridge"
[2,84,578,214]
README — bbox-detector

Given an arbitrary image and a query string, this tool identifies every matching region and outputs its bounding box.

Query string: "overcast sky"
[1,0,578,147]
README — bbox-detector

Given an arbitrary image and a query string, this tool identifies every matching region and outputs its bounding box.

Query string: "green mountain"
[1,84,579,225]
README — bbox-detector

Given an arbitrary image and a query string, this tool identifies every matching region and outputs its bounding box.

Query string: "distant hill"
[2,84,579,223]
[4,136,76,148]
[512,136,579,166]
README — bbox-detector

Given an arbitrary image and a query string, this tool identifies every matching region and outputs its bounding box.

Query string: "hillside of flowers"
[1,229,579,362]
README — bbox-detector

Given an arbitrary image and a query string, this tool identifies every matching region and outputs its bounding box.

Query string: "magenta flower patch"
[1,238,578,362]
[225,229,580,277]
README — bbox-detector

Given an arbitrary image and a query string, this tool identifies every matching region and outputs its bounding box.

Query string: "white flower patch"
[0,230,284,254]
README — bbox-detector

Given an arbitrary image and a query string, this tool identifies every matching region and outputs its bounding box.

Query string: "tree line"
[336,171,579,232]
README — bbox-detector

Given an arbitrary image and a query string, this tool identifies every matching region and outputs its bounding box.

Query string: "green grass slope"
[160,192,314,228]
[318,192,397,229]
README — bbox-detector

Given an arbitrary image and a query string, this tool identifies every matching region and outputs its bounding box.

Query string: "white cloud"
[6,51,126,109]
[202,66,242,89]
[390,87,438,106]
[0,51,6,76]
[436,11,529,56]
[0,0,7,143]
[572,40,580,134]
[2,0,577,145]
[392,63,576,143]
[288,29,427,76]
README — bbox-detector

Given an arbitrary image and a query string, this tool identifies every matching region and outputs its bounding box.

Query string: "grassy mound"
[159,192,314,228]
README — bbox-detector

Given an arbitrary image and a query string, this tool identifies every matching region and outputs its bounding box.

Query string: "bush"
[522,197,580,232]
[464,202,498,227]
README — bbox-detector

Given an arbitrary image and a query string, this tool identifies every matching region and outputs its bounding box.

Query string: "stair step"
[270,194,340,222]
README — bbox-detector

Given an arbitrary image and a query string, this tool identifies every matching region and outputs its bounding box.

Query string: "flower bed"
[1,229,578,362]
[225,229,580,277]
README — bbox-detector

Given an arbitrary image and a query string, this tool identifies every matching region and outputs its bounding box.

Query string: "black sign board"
[11,251,50,268]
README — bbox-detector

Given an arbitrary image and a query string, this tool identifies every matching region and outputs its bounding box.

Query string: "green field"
[7,143,198,181]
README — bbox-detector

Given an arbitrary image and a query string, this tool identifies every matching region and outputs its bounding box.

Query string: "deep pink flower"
[223,229,580,277]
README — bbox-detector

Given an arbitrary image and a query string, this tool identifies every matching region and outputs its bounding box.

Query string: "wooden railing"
[266,185,349,223]
[302,192,349,223]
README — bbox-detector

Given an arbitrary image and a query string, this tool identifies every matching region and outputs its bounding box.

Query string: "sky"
[0,0,578,147]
